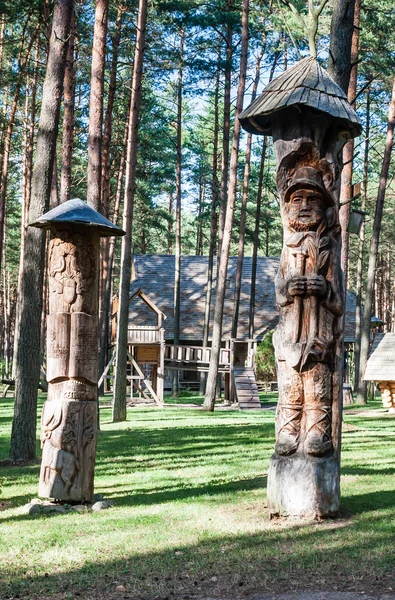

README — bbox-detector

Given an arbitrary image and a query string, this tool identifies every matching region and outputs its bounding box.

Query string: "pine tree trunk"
[112,0,148,422]
[10,0,74,461]
[353,87,370,393]
[218,3,233,254]
[248,137,267,339]
[98,3,124,394]
[60,7,76,203]
[200,43,221,395]
[167,191,173,254]
[231,44,264,339]
[0,23,40,274]
[327,0,357,94]
[13,36,40,380]
[338,0,360,281]
[356,76,395,404]
[87,0,109,212]
[204,0,249,411]
[172,27,184,396]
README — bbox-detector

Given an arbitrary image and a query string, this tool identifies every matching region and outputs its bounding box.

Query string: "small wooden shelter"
[364,333,395,411]
[110,289,166,405]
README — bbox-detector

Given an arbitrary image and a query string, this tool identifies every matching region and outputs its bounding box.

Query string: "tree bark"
[248,137,267,339]
[0,22,40,274]
[112,0,148,422]
[356,77,395,404]
[204,0,249,411]
[87,0,109,212]
[98,3,125,394]
[10,0,74,461]
[338,0,360,282]
[327,0,357,94]
[172,27,185,395]
[218,2,233,255]
[231,44,264,339]
[60,7,76,203]
[200,41,221,395]
[353,86,370,394]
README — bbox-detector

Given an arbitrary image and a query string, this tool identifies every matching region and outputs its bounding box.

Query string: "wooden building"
[110,255,358,405]
[364,333,395,411]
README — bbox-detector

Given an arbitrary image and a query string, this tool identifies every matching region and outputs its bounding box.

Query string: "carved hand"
[287,276,306,297]
[305,274,327,296]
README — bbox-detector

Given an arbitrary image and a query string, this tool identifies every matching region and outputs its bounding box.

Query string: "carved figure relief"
[273,163,343,458]
[48,230,96,314]
[39,226,99,501]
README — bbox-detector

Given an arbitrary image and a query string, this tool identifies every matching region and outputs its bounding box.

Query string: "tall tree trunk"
[10,0,74,461]
[327,0,357,94]
[356,77,395,404]
[60,6,76,203]
[200,43,221,395]
[218,3,233,254]
[172,27,184,395]
[204,0,249,411]
[87,0,109,212]
[231,44,264,339]
[13,36,40,380]
[248,137,267,339]
[247,52,279,338]
[353,87,370,393]
[98,3,124,394]
[0,22,40,274]
[112,0,148,422]
[386,244,391,331]
[167,191,173,253]
[101,2,124,217]
[338,0,360,280]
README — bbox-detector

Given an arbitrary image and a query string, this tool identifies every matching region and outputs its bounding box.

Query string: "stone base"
[267,452,340,518]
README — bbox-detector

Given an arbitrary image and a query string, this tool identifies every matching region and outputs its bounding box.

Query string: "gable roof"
[364,333,395,381]
[128,255,357,343]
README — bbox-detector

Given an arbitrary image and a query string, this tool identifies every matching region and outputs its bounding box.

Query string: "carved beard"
[288,216,325,232]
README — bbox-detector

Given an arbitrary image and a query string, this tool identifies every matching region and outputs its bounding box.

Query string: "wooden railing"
[164,344,231,367]
[127,326,163,344]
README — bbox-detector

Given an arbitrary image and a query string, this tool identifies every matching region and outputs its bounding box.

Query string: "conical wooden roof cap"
[239,57,362,139]
[30,198,125,237]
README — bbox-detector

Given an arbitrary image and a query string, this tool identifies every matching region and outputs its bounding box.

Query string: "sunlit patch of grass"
[0,393,395,599]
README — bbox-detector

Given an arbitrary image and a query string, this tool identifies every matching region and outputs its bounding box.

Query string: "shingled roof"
[239,57,362,138]
[128,255,357,343]
[364,333,395,381]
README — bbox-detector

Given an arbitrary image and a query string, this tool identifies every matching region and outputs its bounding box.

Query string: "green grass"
[1,394,395,599]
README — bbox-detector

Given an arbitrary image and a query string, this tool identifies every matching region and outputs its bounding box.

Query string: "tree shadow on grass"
[2,502,395,600]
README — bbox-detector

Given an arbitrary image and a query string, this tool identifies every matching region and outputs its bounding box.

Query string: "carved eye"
[291,195,302,204]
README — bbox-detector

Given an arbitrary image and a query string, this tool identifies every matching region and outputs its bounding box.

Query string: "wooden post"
[30,198,124,502]
[157,328,165,403]
[240,58,361,518]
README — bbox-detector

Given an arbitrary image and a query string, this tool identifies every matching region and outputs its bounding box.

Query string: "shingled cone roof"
[239,57,362,138]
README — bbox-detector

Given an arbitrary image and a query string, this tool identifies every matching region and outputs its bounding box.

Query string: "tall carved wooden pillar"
[31,198,124,502]
[240,58,361,517]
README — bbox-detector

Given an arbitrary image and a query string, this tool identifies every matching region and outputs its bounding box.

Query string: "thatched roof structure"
[239,57,362,139]
[127,255,358,343]
[364,333,395,381]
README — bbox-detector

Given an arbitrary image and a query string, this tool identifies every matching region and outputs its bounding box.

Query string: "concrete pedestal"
[267,453,340,518]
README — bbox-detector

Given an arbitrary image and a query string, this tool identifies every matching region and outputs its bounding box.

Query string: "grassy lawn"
[1,394,395,599]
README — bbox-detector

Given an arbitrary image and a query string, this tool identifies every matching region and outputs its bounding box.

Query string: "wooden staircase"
[233,368,261,409]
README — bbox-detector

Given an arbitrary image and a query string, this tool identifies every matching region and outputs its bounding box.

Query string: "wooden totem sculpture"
[31,199,124,502]
[240,58,361,517]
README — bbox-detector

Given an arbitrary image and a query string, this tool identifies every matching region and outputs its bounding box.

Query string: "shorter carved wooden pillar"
[240,58,361,517]
[31,198,124,502]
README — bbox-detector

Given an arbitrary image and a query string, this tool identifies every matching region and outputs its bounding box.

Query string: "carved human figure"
[39,226,99,501]
[273,166,343,457]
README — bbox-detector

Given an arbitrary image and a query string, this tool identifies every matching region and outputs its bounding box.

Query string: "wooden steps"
[233,368,261,409]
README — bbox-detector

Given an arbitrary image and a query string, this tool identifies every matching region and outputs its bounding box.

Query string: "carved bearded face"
[286,187,326,232]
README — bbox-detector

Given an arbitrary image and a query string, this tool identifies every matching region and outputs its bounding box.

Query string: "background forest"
[0,0,395,415]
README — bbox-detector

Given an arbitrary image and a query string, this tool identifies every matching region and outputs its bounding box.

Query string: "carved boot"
[304,404,332,456]
[275,404,302,456]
